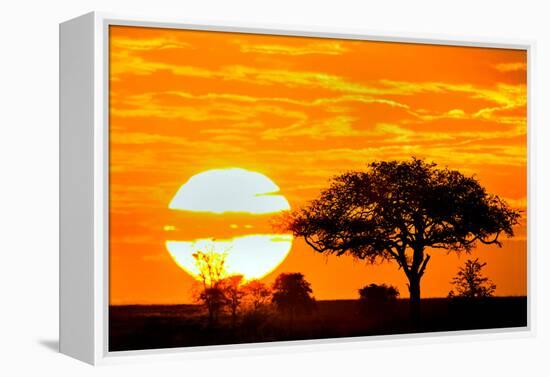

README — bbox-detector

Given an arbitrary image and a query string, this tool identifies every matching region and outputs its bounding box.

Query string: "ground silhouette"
[109,296,526,351]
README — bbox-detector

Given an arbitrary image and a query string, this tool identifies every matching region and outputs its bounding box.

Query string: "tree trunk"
[288,307,295,333]
[208,305,214,327]
[231,307,237,328]
[408,274,421,326]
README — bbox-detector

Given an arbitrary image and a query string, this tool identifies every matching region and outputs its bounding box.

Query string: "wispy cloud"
[110,52,527,111]
[111,37,192,51]
[261,116,356,140]
[237,41,349,56]
[111,93,308,125]
[380,80,526,107]
[494,62,527,72]
[110,132,190,145]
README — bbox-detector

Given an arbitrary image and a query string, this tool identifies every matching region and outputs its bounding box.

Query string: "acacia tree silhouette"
[281,158,520,322]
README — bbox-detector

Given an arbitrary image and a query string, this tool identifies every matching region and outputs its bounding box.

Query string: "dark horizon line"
[109,295,527,307]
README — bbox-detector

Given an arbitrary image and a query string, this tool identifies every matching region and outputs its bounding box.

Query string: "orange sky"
[109,25,527,305]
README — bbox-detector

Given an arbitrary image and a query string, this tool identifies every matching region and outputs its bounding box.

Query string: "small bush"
[358,283,399,316]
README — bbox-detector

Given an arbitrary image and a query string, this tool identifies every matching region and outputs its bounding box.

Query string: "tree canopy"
[272,273,315,319]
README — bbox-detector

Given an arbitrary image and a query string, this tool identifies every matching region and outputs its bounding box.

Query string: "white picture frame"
[59,11,535,365]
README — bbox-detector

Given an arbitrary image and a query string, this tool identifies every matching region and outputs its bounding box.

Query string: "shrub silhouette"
[359,283,399,302]
[358,283,399,317]
[281,158,520,322]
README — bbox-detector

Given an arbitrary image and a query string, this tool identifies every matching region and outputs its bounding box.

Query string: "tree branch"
[419,254,431,277]
[478,231,502,246]
[304,236,325,253]
[396,247,411,277]
[385,247,400,261]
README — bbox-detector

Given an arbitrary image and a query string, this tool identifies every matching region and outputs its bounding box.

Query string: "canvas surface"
[107,25,527,351]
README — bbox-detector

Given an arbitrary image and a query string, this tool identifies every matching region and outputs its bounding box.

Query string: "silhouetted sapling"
[192,249,229,326]
[448,258,496,299]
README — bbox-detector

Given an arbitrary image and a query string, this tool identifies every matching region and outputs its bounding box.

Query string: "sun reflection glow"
[166,234,293,280]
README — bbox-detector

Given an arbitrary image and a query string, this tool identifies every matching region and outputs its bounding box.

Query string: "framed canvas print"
[60,12,532,365]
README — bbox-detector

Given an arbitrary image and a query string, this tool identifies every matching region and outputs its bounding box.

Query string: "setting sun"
[165,168,293,281]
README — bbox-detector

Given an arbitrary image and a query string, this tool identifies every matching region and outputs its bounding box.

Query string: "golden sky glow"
[109,26,527,305]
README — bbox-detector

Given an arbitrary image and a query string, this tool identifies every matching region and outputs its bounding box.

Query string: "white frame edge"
[59,11,535,365]
[60,12,96,364]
